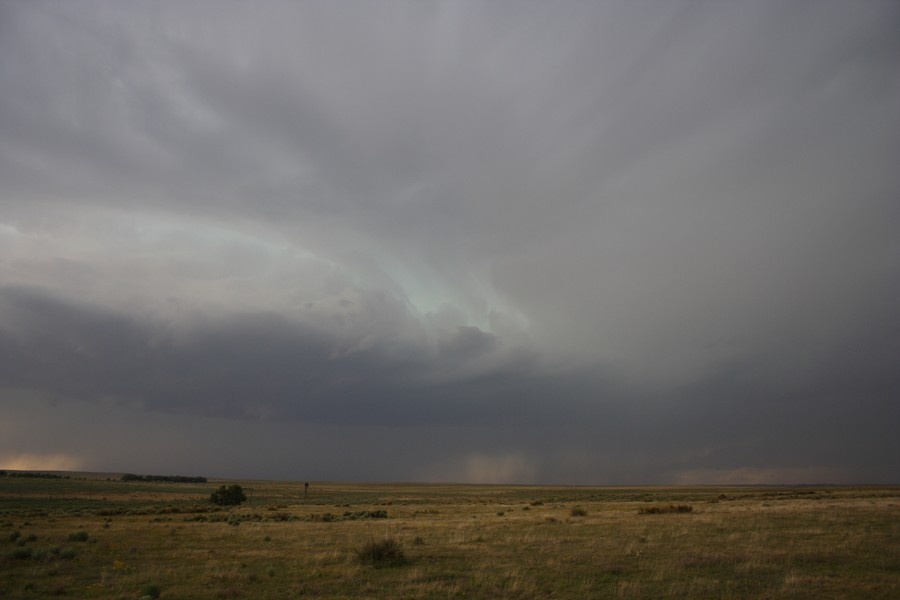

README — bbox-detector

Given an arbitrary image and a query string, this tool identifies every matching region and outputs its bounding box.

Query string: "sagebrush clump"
[638,504,693,514]
[356,537,406,567]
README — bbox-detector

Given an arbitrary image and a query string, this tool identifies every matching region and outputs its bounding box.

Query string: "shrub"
[570,507,587,517]
[638,504,693,515]
[68,531,90,542]
[8,547,32,560]
[210,485,247,506]
[142,583,162,599]
[341,510,388,520]
[8,530,21,542]
[356,538,406,567]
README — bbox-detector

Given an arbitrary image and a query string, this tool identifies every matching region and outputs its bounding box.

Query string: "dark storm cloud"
[1,1,898,482]
[0,285,541,425]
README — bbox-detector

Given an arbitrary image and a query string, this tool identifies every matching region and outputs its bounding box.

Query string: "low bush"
[570,507,587,517]
[356,538,406,567]
[68,531,90,542]
[342,509,388,520]
[638,504,693,515]
[8,547,32,560]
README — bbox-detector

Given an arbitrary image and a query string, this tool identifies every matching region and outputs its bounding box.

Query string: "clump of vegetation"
[8,547,33,560]
[304,510,386,523]
[342,509,388,520]
[356,537,406,567]
[210,484,247,506]
[570,507,587,517]
[31,548,47,560]
[141,583,162,598]
[68,531,90,542]
[638,504,693,514]
[8,530,21,542]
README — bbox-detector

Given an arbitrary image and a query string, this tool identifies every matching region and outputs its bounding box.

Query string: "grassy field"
[1,475,898,599]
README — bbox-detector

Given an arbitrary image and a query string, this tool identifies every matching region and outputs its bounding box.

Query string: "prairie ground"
[1,475,898,599]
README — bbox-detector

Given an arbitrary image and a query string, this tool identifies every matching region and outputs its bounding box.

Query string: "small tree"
[210,484,247,506]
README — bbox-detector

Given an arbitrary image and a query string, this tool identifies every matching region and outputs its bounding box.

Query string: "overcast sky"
[1,0,898,484]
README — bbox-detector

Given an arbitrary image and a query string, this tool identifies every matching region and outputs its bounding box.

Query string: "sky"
[1,0,898,484]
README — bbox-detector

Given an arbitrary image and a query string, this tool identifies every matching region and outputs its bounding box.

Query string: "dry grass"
[0,478,898,598]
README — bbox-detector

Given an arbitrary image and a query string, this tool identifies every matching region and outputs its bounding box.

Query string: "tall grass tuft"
[355,537,406,567]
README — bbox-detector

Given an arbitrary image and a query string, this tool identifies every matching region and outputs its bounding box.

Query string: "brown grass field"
[1,474,898,598]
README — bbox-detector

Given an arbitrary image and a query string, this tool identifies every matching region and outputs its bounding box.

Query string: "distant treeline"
[121,474,207,483]
[0,471,67,479]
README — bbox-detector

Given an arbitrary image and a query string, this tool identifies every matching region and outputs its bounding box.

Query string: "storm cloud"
[1,1,898,483]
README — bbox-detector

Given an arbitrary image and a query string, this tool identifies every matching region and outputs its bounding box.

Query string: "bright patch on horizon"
[0,453,86,472]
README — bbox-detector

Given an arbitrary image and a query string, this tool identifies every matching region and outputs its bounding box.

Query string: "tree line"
[0,471,66,479]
